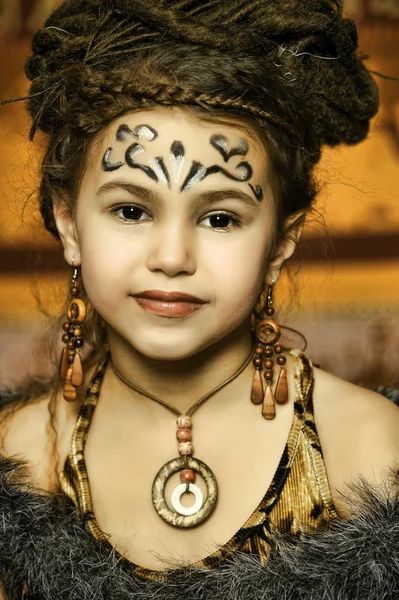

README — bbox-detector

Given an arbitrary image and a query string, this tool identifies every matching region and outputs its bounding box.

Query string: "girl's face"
[57,108,291,361]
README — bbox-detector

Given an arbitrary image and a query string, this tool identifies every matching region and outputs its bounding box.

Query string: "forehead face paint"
[101,124,264,201]
[170,141,185,183]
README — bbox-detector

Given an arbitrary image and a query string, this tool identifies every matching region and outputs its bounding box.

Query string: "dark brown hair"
[22,0,378,240]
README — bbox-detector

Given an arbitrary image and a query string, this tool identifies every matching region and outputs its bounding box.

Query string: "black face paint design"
[101,125,263,201]
[125,143,158,182]
[210,135,249,162]
[249,184,264,202]
[180,135,263,201]
[102,148,124,172]
[170,141,185,182]
[103,124,163,180]
[116,124,158,142]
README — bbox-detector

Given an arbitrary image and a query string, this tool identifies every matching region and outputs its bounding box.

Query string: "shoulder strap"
[290,350,339,518]
[290,349,314,416]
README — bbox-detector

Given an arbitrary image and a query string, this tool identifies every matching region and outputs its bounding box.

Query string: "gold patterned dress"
[60,349,340,582]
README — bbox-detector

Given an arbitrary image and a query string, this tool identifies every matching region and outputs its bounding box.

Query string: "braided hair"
[19,0,378,238]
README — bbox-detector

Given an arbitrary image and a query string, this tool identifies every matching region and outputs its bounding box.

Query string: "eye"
[113,205,150,221]
[201,212,241,230]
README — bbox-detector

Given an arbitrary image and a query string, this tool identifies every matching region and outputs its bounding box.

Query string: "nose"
[146,219,196,277]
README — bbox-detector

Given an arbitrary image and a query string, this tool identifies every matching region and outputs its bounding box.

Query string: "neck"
[106,323,253,414]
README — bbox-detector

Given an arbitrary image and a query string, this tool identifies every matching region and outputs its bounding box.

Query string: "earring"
[251,283,288,419]
[59,267,86,402]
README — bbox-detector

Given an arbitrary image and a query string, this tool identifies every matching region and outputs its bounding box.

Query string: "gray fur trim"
[375,387,399,406]
[0,455,398,599]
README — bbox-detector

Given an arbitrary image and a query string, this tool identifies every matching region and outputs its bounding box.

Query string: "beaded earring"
[59,267,86,402]
[251,284,288,419]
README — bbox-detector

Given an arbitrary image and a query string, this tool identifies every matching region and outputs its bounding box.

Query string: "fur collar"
[0,453,398,600]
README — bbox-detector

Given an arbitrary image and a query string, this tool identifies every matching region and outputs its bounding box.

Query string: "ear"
[265,212,305,286]
[53,201,81,267]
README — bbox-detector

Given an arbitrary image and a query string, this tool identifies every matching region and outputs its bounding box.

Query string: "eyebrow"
[96,181,159,203]
[96,180,260,208]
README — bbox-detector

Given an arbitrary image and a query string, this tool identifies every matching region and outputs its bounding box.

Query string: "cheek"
[205,233,272,314]
[76,216,138,311]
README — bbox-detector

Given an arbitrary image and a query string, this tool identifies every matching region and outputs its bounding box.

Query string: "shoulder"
[311,365,399,515]
[0,393,53,489]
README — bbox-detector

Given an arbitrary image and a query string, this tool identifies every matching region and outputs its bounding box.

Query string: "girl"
[1,1,398,598]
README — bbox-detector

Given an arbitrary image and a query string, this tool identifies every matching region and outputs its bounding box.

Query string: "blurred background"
[0,0,398,389]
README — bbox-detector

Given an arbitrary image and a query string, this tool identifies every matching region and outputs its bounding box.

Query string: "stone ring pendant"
[152,456,218,528]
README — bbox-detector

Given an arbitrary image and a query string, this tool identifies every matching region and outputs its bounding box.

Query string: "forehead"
[82,107,271,204]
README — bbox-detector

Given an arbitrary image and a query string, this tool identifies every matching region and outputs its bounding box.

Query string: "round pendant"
[171,483,204,516]
[152,456,218,528]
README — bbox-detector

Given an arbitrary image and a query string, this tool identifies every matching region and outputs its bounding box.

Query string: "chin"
[113,327,211,362]
[132,341,206,362]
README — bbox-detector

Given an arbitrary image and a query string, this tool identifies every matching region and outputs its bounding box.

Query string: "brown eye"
[115,206,147,221]
[200,212,241,230]
[210,214,231,228]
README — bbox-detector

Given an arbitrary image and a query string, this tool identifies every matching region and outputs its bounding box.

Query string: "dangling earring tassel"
[59,347,69,380]
[262,384,276,420]
[251,344,264,405]
[59,266,87,402]
[71,353,84,387]
[274,344,288,405]
[251,282,288,419]
[63,367,78,402]
[275,368,288,405]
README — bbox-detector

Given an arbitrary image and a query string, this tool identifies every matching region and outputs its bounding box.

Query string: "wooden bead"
[62,322,70,332]
[176,428,192,442]
[178,441,193,456]
[59,348,70,380]
[74,337,84,348]
[274,344,283,354]
[67,299,87,324]
[255,345,264,355]
[67,341,75,350]
[256,319,281,345]
[277,355,286,365]
[266,307,275,316]
[180,470,196,484]
[264,359,273,370]
[251,369,264,405]
[275,367,288,404]
[262,384,276,419]
[63,381,77,402]
[74,327,82,337]
[265,346,273,358]
[253,356,262,367]
[71,353,84,387]
[70,286,79,297]
[177,415,192,429]
[68,354,75,364]
[264,369,273,381]
[62,333,70,344]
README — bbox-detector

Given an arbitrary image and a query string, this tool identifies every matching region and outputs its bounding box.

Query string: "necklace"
[111,350,254,528]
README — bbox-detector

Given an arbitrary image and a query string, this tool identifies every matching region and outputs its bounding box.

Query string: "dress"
[60,349,339,582]
[0,352,398,599]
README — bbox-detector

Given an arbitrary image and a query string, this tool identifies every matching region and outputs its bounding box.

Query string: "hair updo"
[24,0,378,239]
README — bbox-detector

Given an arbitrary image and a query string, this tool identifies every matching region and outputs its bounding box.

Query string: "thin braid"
[72,81,290,135]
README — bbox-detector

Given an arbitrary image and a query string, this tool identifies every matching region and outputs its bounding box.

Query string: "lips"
[132,290,206,303]
[131,290,207,317]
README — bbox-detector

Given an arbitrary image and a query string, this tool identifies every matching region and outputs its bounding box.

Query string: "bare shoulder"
[0,392,61,490]
[311,366,399,515]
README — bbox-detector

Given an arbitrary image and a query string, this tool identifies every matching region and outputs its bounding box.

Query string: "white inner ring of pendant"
[171,483,204,516]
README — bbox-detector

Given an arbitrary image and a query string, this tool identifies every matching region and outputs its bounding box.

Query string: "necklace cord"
[111,349,254,417]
